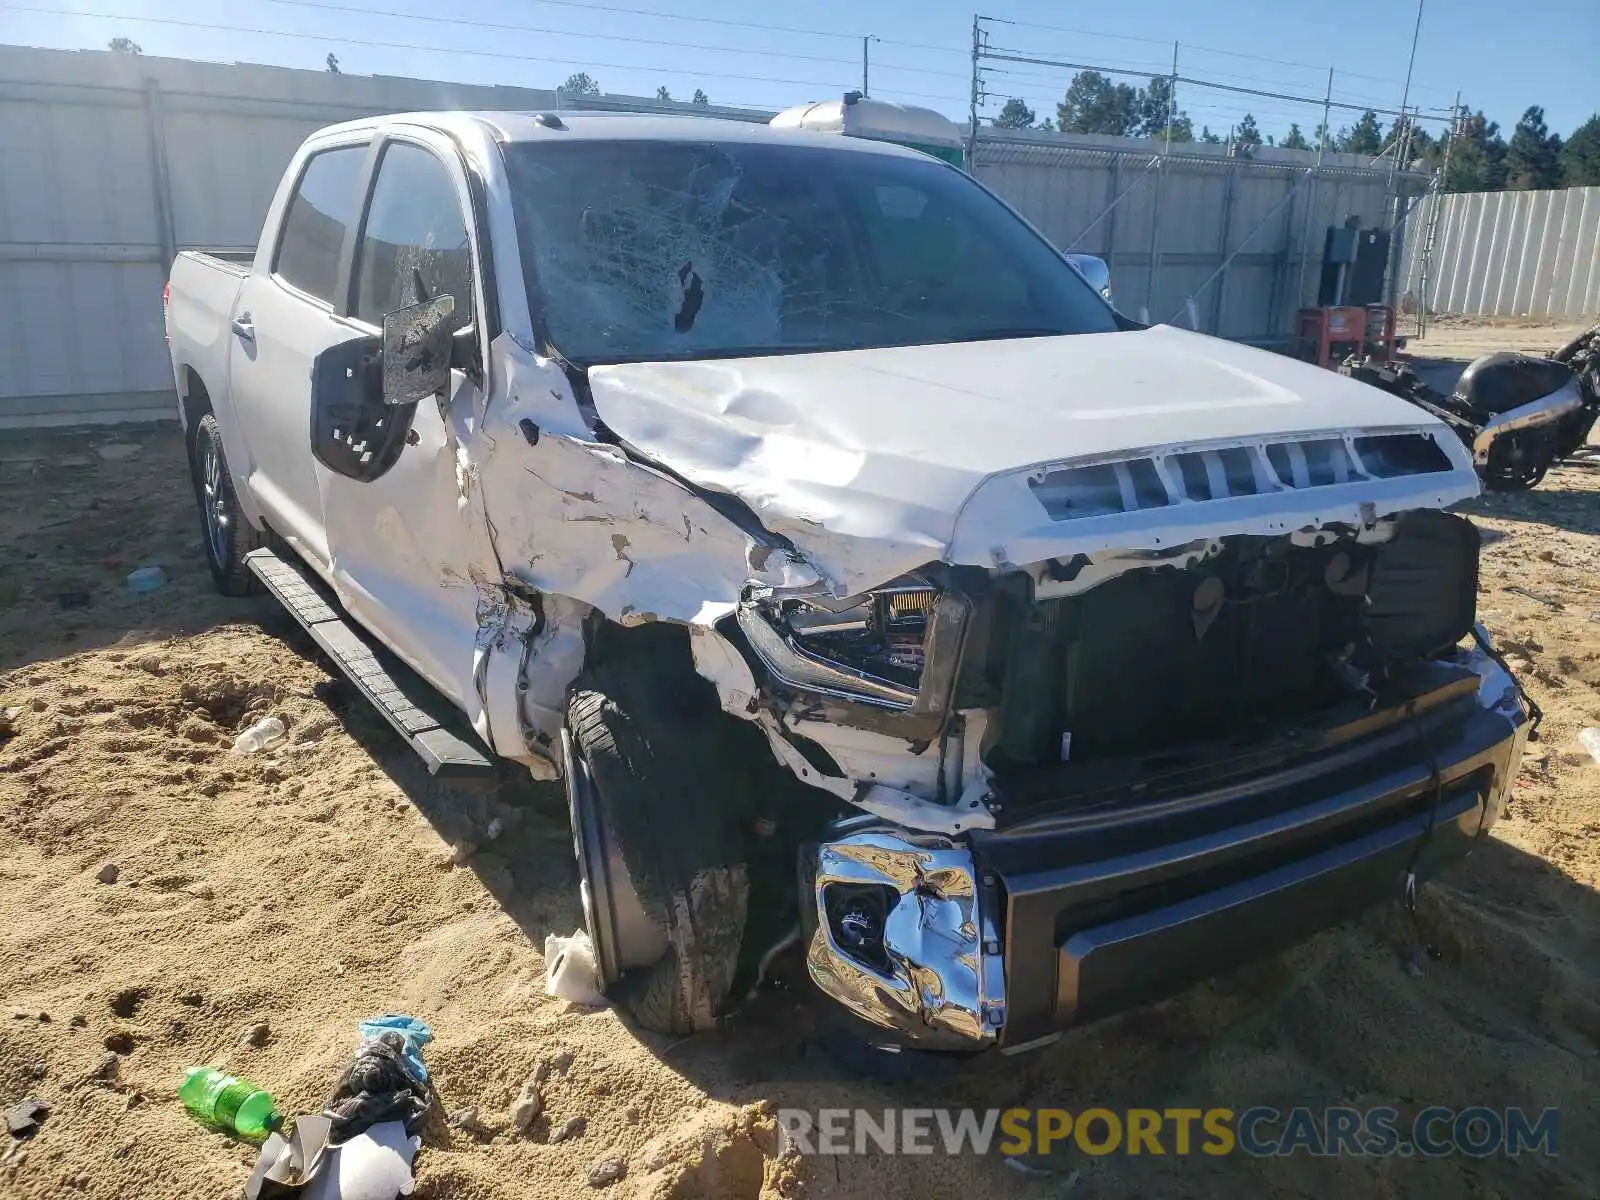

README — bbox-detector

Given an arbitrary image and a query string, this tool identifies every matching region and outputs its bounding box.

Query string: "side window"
[273,145,367,304]
[353,143,474,328]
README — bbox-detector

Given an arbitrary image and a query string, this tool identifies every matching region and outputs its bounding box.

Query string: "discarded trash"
[6,1097,48,1139]
[125,565,168,593]
[1577,728,1600,765]
[245,1017,433,1200]
[233,716,286,755]
[246,1115,421,1200]
[544,930,606,1006]
[485,816,506,840]
[178,1066,282,1140]
[0,707,21,736]
[356,1014,433,1084]
[1505,585,1563,609]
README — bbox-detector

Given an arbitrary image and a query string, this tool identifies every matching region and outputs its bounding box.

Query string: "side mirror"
[381,294,455,406]
[1063,252,1113,305]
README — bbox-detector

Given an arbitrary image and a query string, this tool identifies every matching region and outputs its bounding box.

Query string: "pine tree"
[1057,71,1141,136]
[1282,123,1311,151]
[993,98,1036,129]
[1505,106,1564,189]
[561,73,600,97]
[1561,114,1600,186]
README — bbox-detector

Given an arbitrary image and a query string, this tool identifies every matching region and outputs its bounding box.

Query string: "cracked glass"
[505,139,1118,364]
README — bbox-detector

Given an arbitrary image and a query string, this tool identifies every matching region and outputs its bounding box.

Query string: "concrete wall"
[0,44,1427,428]
[0,45,761,429]
[1398,186,1600,318]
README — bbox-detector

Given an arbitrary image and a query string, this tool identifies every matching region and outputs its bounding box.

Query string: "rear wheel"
[566,657,750,1035]
[1479,431,1550,492]
[189,412,266,595]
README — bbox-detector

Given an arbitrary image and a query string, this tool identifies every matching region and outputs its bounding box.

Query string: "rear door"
[315,130,497,709]
[228,137,371,573]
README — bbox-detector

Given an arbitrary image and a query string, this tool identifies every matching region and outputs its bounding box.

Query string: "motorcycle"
[1344,320,1600,491]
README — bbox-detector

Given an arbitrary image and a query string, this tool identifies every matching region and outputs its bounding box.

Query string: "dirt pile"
[1,344,1597,1197]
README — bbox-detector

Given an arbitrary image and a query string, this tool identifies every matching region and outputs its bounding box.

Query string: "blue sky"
[3,0,1595,141]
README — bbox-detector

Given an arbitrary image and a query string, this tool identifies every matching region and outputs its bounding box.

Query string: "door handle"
[230,313,255,343]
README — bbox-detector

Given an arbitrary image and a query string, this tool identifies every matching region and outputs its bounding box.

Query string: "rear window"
[274,145,367,304]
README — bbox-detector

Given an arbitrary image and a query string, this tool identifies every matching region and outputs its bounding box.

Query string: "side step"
[246,547,494,777]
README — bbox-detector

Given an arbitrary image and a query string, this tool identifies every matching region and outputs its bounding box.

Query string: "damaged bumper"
[801,647,1529,1052]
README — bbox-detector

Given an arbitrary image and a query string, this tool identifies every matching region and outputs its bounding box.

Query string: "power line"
[271,0,867,44]
[978,14,1171,47]
[12,6,863,93]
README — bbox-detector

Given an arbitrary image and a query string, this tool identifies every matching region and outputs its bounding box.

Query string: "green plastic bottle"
[178,1067,282,1140]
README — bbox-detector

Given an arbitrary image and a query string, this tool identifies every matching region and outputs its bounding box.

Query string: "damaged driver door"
[311,132,498,716]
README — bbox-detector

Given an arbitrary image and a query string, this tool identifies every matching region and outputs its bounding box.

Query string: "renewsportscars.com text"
[776,1106,1559,1158]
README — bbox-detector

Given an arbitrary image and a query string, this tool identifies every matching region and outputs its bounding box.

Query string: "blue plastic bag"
[357,1014,433,1084]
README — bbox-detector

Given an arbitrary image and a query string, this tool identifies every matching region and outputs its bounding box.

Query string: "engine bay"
[753,510,1480,777]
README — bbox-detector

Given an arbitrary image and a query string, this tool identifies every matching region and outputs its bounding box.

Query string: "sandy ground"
[2,322,1598,1198]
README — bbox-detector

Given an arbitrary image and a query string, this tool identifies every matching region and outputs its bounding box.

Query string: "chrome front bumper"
[1470,375,1585,464]
[802,823,1007,1051]
[802,645,1527,1051]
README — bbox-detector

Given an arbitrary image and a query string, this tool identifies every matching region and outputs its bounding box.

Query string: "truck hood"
[588,324,1479,594]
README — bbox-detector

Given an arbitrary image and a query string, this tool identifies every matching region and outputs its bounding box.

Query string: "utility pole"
[1294,67,1336,315]
[861,35,875,97]
[967,14,982,166]
[1144,41,1179,317]
[1416,92,1461,338]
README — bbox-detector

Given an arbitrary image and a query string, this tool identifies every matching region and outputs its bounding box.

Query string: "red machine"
[1296,304,1399,370]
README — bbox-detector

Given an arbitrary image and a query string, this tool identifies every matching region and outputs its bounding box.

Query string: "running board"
[245,548,494,777]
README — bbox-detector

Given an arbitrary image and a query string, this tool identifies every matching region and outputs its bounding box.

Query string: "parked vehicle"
[165,111,1532,1061]
[1344,321,1600,491]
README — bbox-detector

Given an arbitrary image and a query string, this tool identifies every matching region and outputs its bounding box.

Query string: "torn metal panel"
[588,323,1480,595]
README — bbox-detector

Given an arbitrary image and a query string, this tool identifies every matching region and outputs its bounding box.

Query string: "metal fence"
[1397,186,1600,319]
[971,130,1428,341]
[0,44,1428,429]
[0,46,763,429]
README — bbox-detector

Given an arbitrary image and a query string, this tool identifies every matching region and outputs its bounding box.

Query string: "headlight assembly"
[737,571,971,714]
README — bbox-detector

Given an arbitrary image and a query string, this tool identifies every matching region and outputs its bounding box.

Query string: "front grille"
[1028,431,1454,522]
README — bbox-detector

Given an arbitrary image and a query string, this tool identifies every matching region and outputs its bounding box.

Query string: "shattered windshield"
[504,139,1118,364]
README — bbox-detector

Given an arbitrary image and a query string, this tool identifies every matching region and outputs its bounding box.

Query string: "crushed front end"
[762,507,1530,1052]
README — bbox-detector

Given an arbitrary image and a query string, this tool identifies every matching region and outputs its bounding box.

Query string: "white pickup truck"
[165,110,1532,1058]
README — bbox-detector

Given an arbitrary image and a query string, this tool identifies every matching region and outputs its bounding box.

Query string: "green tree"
[562,72,600,97]
[1561,114,1600,186]
[107,36,141,54]
[1057,70,1140,136]
[992,97,1036,129]
[1505,105,1563,189]
[325,53,340,73]
[655,86,672,102]
[1234,113,1263,152]
[1281,123,1311,151]
[1135,76,1191,141]
[1337,110,1383,156]
[1445,109,1508,192]
[692,88,709,106]
[1200,125,1222,144]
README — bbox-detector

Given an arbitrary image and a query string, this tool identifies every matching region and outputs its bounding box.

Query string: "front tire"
[189,412,266,596]
[566,657,750,1036]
